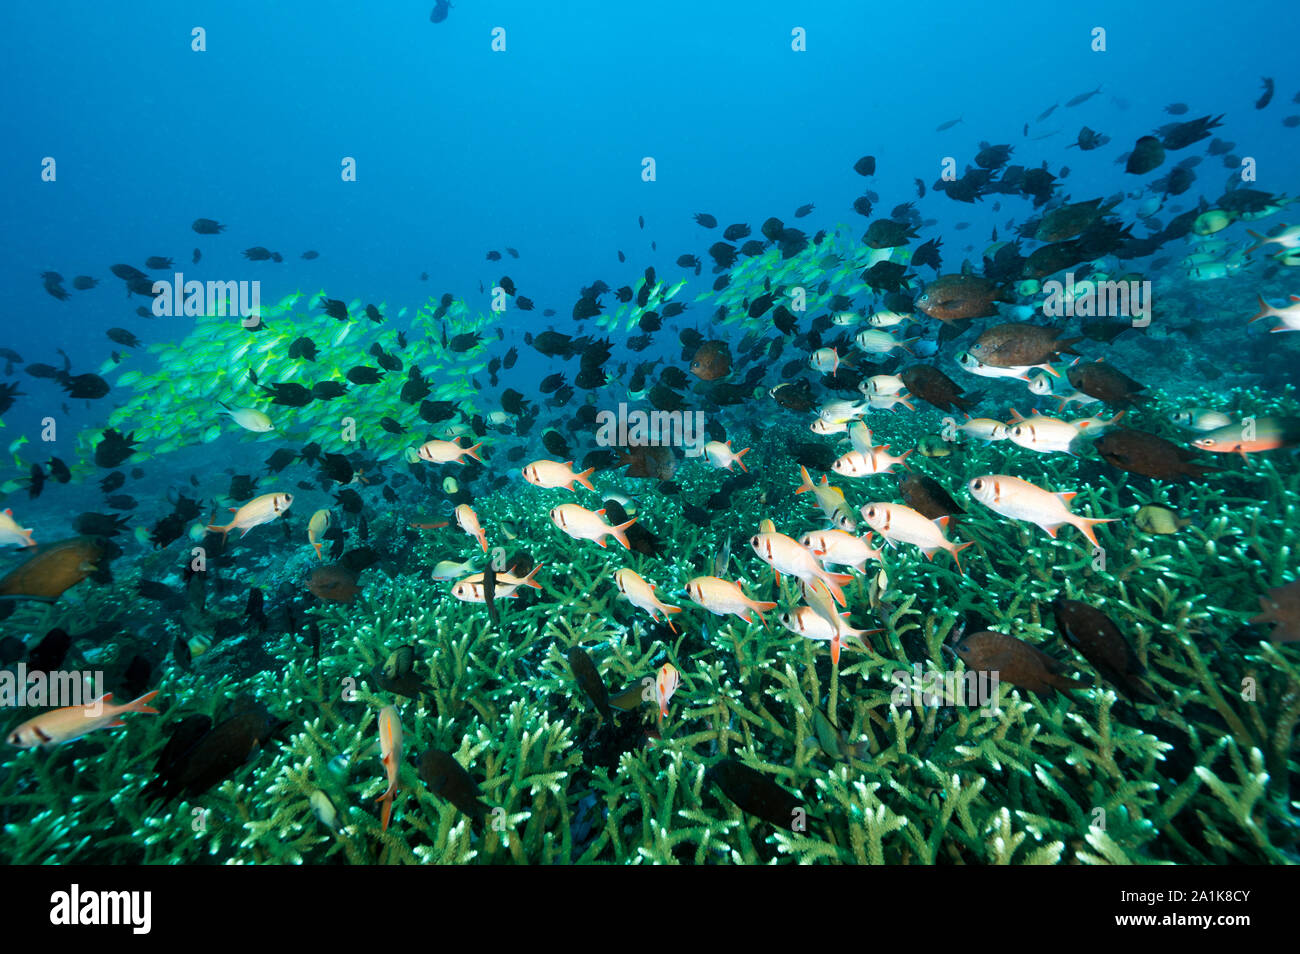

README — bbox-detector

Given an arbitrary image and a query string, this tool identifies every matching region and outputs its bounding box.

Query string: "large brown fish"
[1034,197,1114,242]
[1051,598,1158,703]
[418,748,488,826]
[953,630,1086,697]
[1023,240,1089,280]
[688,340,731,381]
[915,274,1005,322]
[969,322,1083,368]
[372,644,430,699]
[0,536,104,602]
[1067,361,1146,408]
[568,645,613,721]
[863,219,918,249]
[897,473,965,519]
[770,380,816,412]
[618,444,676,480]
[900,365,978,412]
[1250,580,1300,643]
[307,562,361,603]
[1093,428,1213,481]
[706,758,803,828]
[1126,135,1165,175]
[143,702,289,803]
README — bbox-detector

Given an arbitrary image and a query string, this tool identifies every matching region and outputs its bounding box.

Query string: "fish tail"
[948,540,976,575]
[464,441,484,463]
[122,689,161,715]
[749,599,778,623]
[795,465,815,494]
[733,447,750,472]
[573,466,596,491]
[312,542,323,560]
[1249,295,1273,323]
[476,530,487,553]
[1073,516,1116,549]
[1244,229,1267,254]
[378,793,393,833]
[518,564,544,589]
[610,519,636,550]
[820,571,854,607]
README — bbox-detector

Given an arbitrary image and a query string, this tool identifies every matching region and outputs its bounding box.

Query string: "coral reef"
[1,383,1296,865]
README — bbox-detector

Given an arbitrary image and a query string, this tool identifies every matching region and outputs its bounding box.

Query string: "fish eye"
[750,536,759,546]
[971,479,983,491]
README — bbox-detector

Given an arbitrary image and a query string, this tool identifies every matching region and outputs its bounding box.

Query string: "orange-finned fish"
[956,417,1010,443]
[794,465,856,531]
[452,564,544,601]
[864,392,916,412]
[206,492,293,539]
[0,508,36,549]
[778,605,878,665]
[703,441,750,473]
[749,530,854,607]
[549,503,635,549]
[1004,412,1082,456]
[803,578,880,666]
[375,705,402,833]
[6,690,160,748]
[830,433,912,477]
[307,509,331,560]
[409,521,451,530]
[684,575,777,623]
[810,418,848,436]
[615,568,682,631]
[655,663,680,721]
[1192,416,1300,458]
[800,528,883,572]
[417,438,483,465]
[967,475,1115,547]
[454,504,487,552]
[1245,224,1300,255]
[860,502,974,573]
[1248,294,1300,333]
[522,459,596,492]
[809,347,840,374]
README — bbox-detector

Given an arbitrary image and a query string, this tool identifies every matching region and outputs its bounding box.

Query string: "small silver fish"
[712,537,732,578]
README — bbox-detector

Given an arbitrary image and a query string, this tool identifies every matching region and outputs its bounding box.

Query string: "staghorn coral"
[0,387,1297,865]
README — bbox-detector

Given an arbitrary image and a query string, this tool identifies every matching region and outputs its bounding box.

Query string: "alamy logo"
[0,666,103,711]
[890,664,1000,714]
[150,272,261,326]
[594,402,706,457]
[50,885,151,934]
[1041,272,1151,326]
